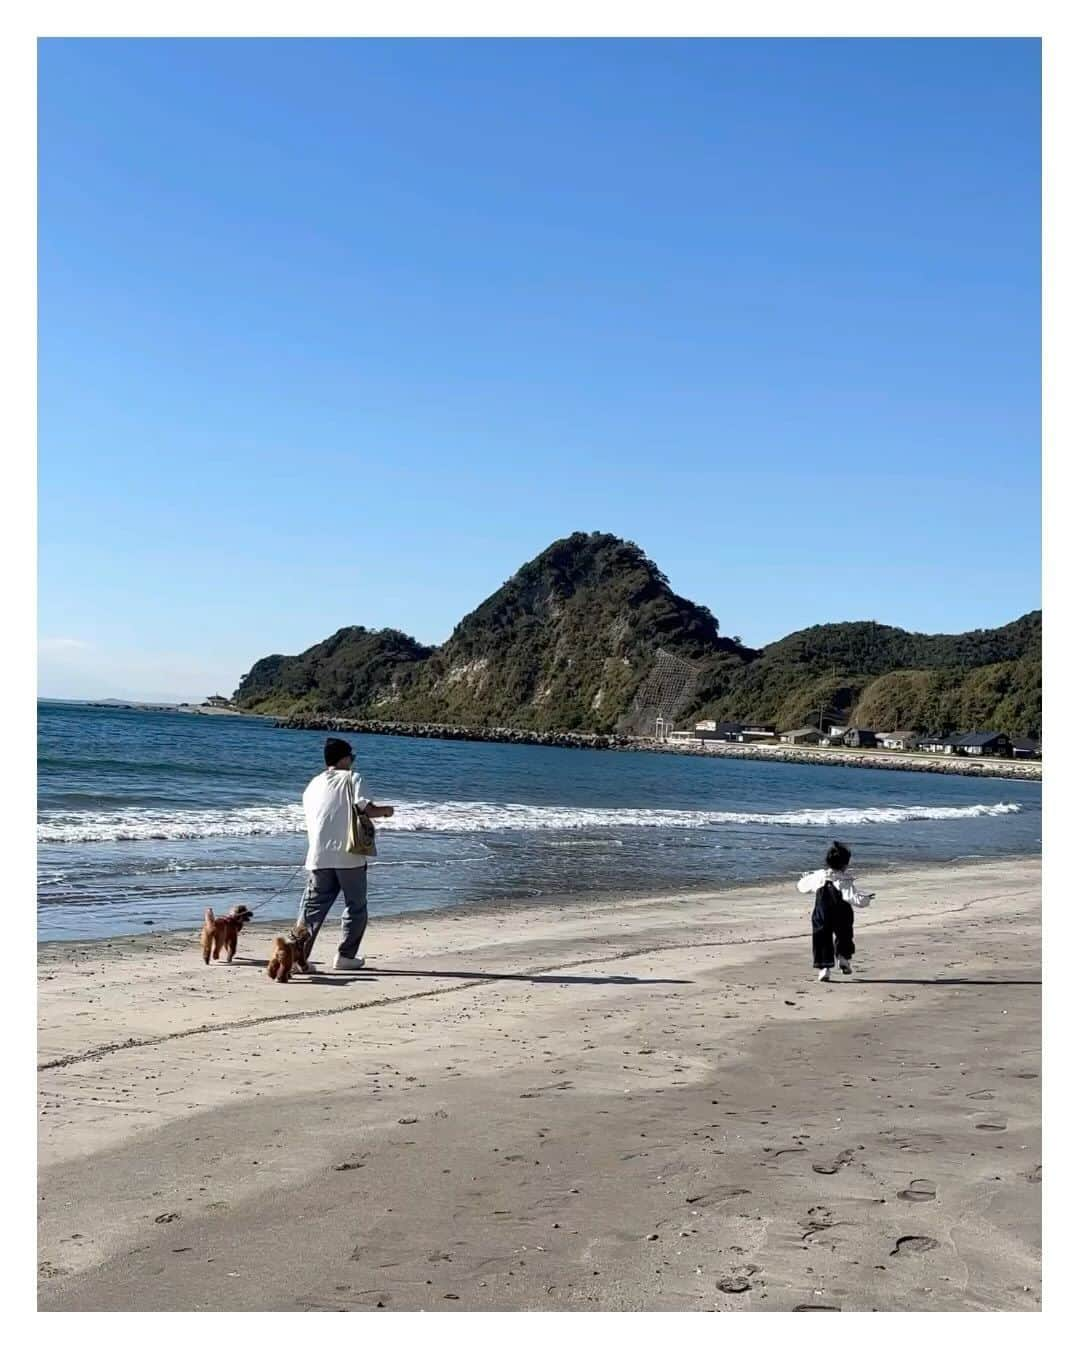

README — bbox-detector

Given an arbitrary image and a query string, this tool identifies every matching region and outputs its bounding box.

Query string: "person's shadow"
[303,966,691,988]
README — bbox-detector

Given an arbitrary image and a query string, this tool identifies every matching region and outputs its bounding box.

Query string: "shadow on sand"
[852,977,1040,987]
[302,965,692,989]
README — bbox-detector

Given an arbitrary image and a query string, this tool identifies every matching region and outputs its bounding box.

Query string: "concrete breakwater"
[273,715,1041,781]
[273,715,632,751]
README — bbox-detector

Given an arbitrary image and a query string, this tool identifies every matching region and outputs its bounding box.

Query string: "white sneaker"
[333,955,366,971]
[838,959,852,975]
[817,967,831,982]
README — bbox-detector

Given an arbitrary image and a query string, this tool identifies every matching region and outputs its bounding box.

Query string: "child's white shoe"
[817,967,831,982]
[838,958,852,975]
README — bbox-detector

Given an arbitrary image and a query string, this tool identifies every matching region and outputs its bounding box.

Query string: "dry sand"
[38,856,1041,1312]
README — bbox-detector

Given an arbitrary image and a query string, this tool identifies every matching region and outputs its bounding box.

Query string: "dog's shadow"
[213,955,375,984]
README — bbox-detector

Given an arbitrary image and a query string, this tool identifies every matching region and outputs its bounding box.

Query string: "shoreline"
[36,848,1040,954]
[271,715,1042,781]
[39,855,1040,1311]
[40,699,269,719]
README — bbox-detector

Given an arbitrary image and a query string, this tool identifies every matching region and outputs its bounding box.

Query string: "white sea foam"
[37,799,1023,845]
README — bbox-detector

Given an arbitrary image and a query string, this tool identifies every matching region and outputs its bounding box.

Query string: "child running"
[796,840,874,982]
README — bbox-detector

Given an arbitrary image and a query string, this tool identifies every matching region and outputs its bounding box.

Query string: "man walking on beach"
[298,737,394,971]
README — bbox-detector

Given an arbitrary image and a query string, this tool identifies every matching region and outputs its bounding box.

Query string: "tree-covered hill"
[233,535,1041,740]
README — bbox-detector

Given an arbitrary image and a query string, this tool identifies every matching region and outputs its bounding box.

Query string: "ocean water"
[38,701,1042,942]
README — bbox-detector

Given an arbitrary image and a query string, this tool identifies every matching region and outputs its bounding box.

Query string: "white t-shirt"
[796,867,872,908]
[302,769,372,871]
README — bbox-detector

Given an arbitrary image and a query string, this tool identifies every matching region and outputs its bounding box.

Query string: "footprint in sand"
[975,1121,1008,1131]
[966,1090,995,1100]
[1024,1164,1042,1184]
[812,1151,853,1175]
[794,1304,841,1311]
[897,1180,937,1202]
[890,1235,940,1256]
[716,1276,752,1293]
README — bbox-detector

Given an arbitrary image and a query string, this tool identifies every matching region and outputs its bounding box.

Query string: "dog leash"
[243,860,307,916]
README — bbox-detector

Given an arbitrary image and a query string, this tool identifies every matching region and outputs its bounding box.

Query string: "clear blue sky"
[39,38,1041,702]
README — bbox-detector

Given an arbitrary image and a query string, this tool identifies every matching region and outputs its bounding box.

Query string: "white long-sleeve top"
[796,867,873,908]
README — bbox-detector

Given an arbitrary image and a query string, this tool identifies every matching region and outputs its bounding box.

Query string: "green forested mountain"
[233,533,1041,739]
[385,533,756,732]
[237,534,755,732]
[234,627,434,717]
[689,612,1042,737]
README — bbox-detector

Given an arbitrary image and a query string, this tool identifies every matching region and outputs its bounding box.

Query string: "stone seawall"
[273,715,1041,782]
[274,715,632,751]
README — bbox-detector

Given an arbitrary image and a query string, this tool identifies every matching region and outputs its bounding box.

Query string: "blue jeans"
[298,866,369,961]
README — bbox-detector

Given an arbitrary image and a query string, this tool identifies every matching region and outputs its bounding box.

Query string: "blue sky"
[39,38,1040,702]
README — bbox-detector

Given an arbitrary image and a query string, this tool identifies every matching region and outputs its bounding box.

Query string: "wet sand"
[38,856,1041,1311]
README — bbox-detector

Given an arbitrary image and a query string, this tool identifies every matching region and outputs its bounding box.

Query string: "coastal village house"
[669,722,1032,759]
[917,731,1012,757]
[735,724,777,743]
[779,726,822,745]
[877,731,917,750]
[674,720,778,745]
[694,720,746,741]
[949,731,1012,757]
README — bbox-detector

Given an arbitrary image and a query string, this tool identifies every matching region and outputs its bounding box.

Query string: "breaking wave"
[37,799,1023,845]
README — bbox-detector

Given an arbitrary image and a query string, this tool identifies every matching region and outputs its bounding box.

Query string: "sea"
[38,700,1042,943]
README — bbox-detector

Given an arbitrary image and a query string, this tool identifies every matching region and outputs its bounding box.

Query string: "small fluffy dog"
[267,922,311,983]
[200,904,255,964]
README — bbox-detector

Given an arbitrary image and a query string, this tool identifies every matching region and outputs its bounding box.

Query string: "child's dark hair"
[826,840,851,871]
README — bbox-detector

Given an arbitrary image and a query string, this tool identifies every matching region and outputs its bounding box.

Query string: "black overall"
[811,880,855,969]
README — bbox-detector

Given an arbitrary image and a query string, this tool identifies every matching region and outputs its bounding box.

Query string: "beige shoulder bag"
[345,772,377,857]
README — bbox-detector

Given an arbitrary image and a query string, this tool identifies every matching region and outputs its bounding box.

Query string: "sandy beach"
[37,855,1041,1312]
